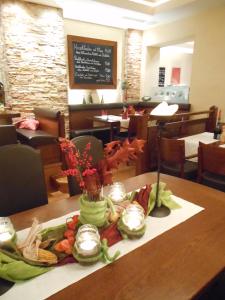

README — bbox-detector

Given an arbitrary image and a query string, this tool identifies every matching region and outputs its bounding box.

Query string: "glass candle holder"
[122,204,145,231]
[108,182,126,203]
[75,224,101,257]
[0,217,15,245]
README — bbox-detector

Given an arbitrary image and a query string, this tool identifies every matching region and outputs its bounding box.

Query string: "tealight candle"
[122,204,145,231]
[108,182,126,203]
[75,224,101,257]
[0,217,15,245]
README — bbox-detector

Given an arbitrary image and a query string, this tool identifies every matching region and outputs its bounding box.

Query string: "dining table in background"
[9,172,225,300]
[92,115,130,141]
[179,132,218,161]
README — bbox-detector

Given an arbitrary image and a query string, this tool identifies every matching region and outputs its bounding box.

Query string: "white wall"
[142,46,193,96]
[64,19,125,104]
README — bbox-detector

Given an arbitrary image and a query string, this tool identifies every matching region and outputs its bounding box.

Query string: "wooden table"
[92,115,126,141]
[10,173,225,300]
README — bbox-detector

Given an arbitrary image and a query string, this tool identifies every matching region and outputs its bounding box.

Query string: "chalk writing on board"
[73,42,113,85]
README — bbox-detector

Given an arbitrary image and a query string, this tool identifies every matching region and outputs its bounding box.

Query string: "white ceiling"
[23,0,225,30]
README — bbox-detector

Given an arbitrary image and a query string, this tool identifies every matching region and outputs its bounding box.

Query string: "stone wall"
[124,29,143,101]
[0,0,68,129]
[0,4,7,96]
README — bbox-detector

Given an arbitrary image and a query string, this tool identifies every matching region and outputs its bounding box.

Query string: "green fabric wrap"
[79,195,107,227]
[148,182,181,215]
[0,251,51,283]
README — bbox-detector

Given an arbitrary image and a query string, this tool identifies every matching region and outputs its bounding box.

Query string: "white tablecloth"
[2,196,204,300]
[94,115,130,129]
[179,132,218,162]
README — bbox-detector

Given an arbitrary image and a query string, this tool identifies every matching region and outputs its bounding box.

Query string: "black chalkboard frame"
[67,35,117,89]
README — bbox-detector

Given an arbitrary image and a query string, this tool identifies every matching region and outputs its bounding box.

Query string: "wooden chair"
[160,137,198,179]
[115,114,149,140]
[65,135,103,196]
[198,142,225,192]
[0,144,48,216]
[0,125,17,146]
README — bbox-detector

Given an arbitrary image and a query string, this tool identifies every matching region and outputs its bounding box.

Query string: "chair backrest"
[0,125,17,146]
[161,138,185,164]
[160,138,186,177]
[128,114,149,139]
[34,107,65,137]
[0,144,48,216]
[198,142,225,177]
[66,135,104,196]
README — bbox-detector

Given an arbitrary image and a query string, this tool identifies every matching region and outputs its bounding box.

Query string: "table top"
[179,132,217,144]
[179,132,218,161]
[10,173,225,300]
[93,115,130,130]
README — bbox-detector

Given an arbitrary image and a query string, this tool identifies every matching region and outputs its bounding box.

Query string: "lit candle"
[122,204,145,231]
[108,182,126,203]
[75,224,101,257]
[0,217,15,245]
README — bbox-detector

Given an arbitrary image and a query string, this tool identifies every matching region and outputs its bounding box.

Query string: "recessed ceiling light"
[129,0,171,7]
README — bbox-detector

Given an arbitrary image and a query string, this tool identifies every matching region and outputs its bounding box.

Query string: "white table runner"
[2,196,204,300]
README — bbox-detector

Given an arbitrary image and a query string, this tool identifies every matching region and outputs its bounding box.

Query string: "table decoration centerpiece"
[107,182,127,203]
[0,218,16,246]
[60,138,145,227]
[0,135,182,288]
[118,204,146,238]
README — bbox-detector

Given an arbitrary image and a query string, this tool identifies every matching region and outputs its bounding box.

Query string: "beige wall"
[64,19,126,104]
[143,5,225,121]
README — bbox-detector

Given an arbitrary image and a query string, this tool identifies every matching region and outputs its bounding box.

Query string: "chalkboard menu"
[67,35,117,89]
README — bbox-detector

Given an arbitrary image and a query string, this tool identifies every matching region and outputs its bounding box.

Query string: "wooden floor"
[48,163,136,203]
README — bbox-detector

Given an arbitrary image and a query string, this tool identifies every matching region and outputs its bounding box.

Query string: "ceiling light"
[129,0,171,7]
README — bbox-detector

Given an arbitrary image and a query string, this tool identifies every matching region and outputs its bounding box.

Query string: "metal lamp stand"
[150,121,171,218]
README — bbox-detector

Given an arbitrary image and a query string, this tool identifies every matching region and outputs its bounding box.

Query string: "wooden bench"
[68,102,190,142]
[136,106,218,174]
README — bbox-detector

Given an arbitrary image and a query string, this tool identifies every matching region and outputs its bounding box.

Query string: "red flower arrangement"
[60,140,95,190]
[60,138,145,200]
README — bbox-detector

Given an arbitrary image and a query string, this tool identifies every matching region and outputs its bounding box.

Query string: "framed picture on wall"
[158,67,165,87]
[171,67,181,85]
